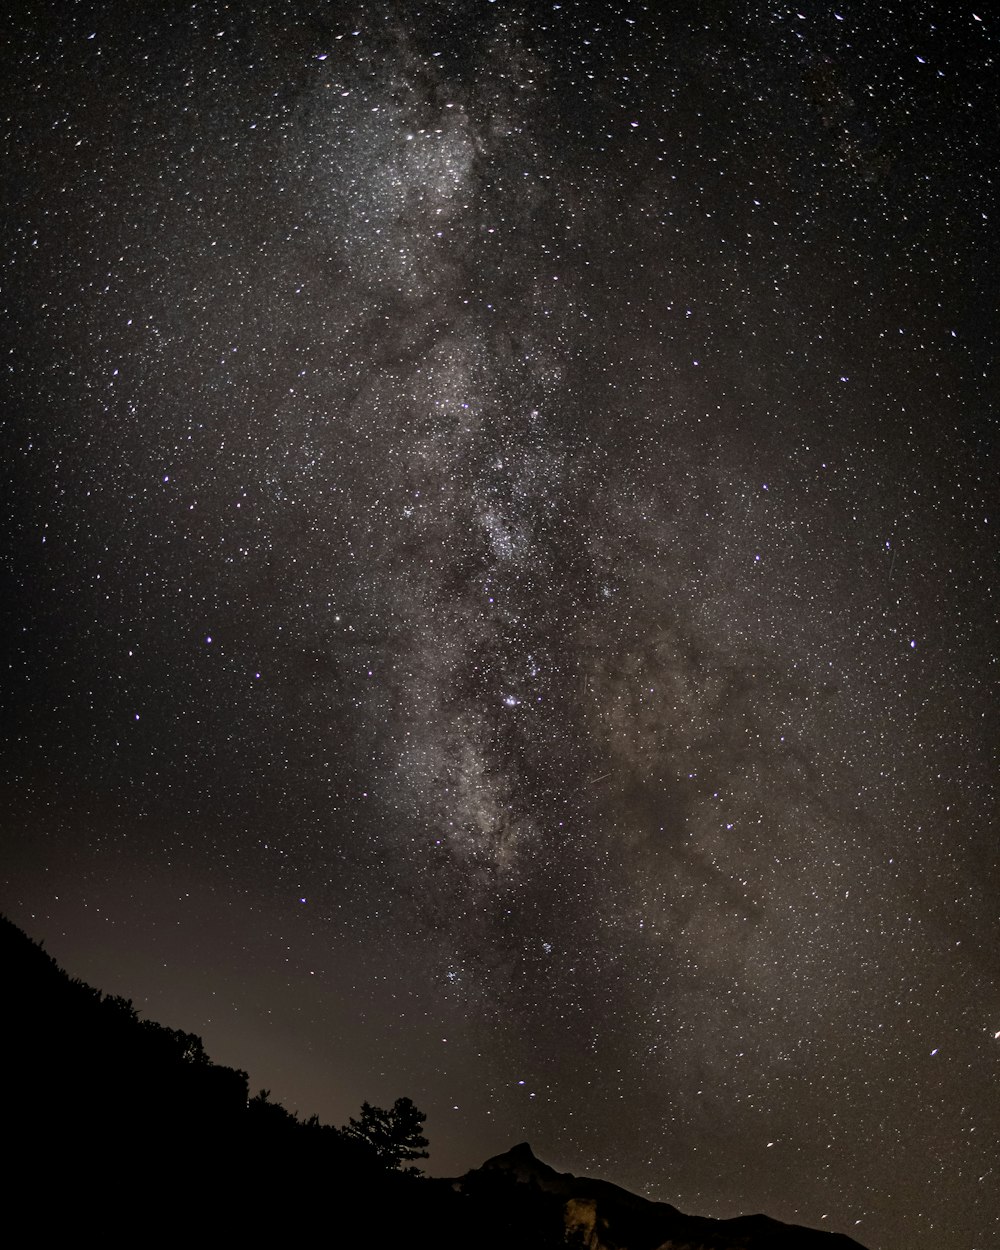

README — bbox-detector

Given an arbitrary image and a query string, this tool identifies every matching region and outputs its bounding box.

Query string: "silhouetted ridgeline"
[1,915,868,1248]
[468,1143,871,1250]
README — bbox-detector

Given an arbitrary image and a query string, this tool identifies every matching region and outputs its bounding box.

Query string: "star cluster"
[2,5,997,1249]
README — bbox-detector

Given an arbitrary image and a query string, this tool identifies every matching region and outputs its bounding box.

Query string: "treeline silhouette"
[1,915,570,1246]
[4,916,868,1248]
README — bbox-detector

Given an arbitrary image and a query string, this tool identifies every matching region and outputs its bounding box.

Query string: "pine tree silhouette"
[345,1096,429,1170]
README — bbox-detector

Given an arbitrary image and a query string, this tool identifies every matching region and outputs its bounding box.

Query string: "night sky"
[2,3,998,1247]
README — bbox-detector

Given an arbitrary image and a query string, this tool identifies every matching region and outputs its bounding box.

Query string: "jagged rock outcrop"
[462,1142,869,1250]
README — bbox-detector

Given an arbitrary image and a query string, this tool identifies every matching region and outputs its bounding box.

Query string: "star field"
[2,4,997,1248]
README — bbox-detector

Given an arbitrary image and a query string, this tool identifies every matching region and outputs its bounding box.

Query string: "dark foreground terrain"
[3,915,867,1248]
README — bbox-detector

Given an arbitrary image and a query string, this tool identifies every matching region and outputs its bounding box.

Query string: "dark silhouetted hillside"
[1,916,869,1248]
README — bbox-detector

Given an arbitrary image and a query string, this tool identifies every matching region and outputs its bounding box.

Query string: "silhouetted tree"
[345,1096,429,1170]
